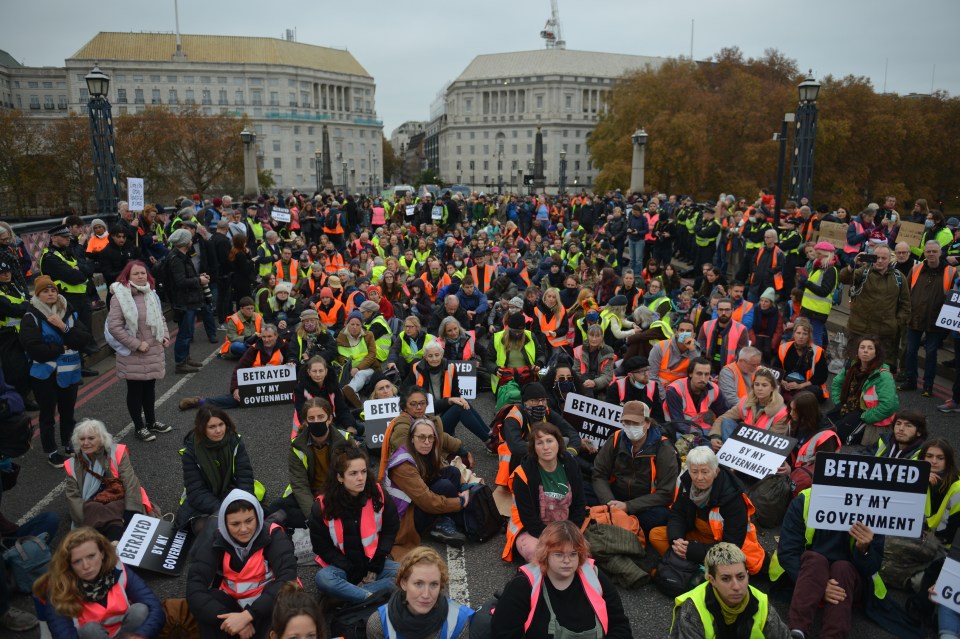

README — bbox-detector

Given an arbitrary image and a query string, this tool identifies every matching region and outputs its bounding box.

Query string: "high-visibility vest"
[316,485,384,566]
[399,332,434,363]
[251,346,282,368]
[909,263,956,292]
[800,266,836,316]
[378,598,473,639]
[740,397,789,431]
[926,481,960,535]
[258,244,278,278]
[85,235,109,254]
[644,212,659,242]
[534,306,569,348]
[0,287,26,330]
[663,378,719,429]
[843,220,865,254]
[655,340,692,386]
[302,276,327,298]
[696,220,720,247]
[64,444,153,514]
[76,564,131,637]
[794,430,842,467]
[720,362,749,398]
[345,289,364,313]
[413,361,455,398]
[492,329,537,393]
[573,345,614,378]
[249,219,264,243]
[672,581,769,639]
[913,226,954,257]
[495,405,526,488]
[219,523,282,607]
[700,319,747,369]
[861,380,895,427]
[39,249,86,294]
[730,301,754,325]
[324,253,345,275]
[468,265,494,292]
[753,248,784,291]
[706,493,765,574]
[274,260,299,285]
[338,334,370,367]
[607,430,677,503]
[221,313,262,354]
[316,299,345,327]
[517,560,608,634]
[614,377,657,404]
[777,341,827,398]
[365,315,392,361]
[421,272,452,302]
[437,331,475,361]
[323,209,345,235]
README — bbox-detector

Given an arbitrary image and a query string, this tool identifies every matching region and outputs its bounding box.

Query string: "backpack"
[456,484,504,542]
[151,252,174,302]
[488,403,521,450]
[745,473,792,529]
[789,464,814,498]
[325,210,339,230]
[329,593,385,639]
[3,533,51,593]
[0,412,33,458]
[470,592,500,639]
[495,379,522,411]
[157,598,199,639]
[653,549,703,598]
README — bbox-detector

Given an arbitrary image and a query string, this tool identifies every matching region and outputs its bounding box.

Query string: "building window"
[250,78,263,86]
[117,88,127,103]
[535,95,543,109]
[348,143,354,153]
[289,92,297,106]
[294,140,301,152]
[185,89,195,104]
[134,88,144,104]
[183,76,194,83]
[575,144,581,154]
[251,90,262,106]
[202,89,211,104]
[132,75,143,83]
[167,75,178,83]
[270,91,279,106]
[527,144,532,154]
[288,78,297,87]
[235,90,244,105]
[42,81,53,89]
[295,157,302,169]
[234,77,244,85]
[28,81,38,88]
[511,144,517,154]
[483,145,489,154]
[483,160,489,170]
[150,75,161,82]
[465,97,472,113]
[469,145,475,154]
[44,95,54,109]
[294,126,300,135]
[274,157,282,169]
[57,96,67,109]
[219,89,227,105]
[79,89,88,102]
[152,88,161,104]
[272,140,281,152]
[217,76,227,84]
[271,125,281,134]
[267,78,278,87]
[200,76,211,84]
[456,145,461,154]
[575,160,581,170]
[302,91,309,107]
[168,89,178,104]
[308,126,314,135]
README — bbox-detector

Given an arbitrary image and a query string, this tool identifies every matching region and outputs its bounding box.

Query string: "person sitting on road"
[285,308,337,365]
[336,310,382,409]
[292,355,358,437]
[268,583,324,639]
[186,489,297,639]
[789,391,840,468]
[175,407,256,536]
[572,324,616,399]
[776,317,830,404]
[262,281,302,334]
[717,346,761,409]
[219,296,262,360]
[436,316,479,365]
[828,335,898,447]
[485,311,544,393]
[873,409,927,460]
[592,401,679,538]
[669,542,790,639]
[389,315,434,382]
[606,355,665,422]
[492,520,633,639]
[541,359,587,413]
[709,366,789,448]
[698,297,750,376]
[63,419,149,542]
[33,527,165,639]
[648,447,765,575]
[310,442,400,604]
[663,358,728,437]
[921,438,960,546]
[648,320,701,398]
[504,423,587,563]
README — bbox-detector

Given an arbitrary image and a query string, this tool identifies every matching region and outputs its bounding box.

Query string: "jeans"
[174,308,198,365]
[348,368,375,394]
[905,328,947,389]
[200,303,217,341]
[413,466,461,534]
[441,403,491,443]
[201,395,240,409]
[809,316,828,348]
[635,506,671,537]
[78,602,149,639]
[719,418,739,441]
[228,341,249,358]
[314,559,399,603]
[940,604,960,638]
[628,240,645,271]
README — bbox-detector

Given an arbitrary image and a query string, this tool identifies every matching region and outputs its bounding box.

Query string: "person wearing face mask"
[648,320,701,400]
[914,209,953,259]
[485,312,544,393]
[543,361,586,412]
[607,356,665,422]
[293,356,357,438]
[592,401,679,538]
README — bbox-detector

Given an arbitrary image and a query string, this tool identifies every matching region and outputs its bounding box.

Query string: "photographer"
[168,229,211,374]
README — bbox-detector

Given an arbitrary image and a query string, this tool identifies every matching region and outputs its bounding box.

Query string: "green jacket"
[838,265,910,337]
[831,364,899,425]
[285,425,348,518]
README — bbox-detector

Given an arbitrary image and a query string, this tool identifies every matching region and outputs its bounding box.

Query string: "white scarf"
[110,282,165,342]
[30,294,67,318]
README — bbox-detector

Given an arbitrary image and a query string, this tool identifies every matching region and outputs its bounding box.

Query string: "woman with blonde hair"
[710,367,790,449]
[33,527,165,638]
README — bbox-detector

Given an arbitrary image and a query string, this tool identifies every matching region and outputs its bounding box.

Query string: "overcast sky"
[3,0,958,136]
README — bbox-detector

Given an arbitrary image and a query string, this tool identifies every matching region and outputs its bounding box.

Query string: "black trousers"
[196,590,271,639]
[125,379,156,429]
[31,375,78,454]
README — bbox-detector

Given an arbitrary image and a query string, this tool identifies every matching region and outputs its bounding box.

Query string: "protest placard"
[236,364,296,407]
[405,205,416,217]
[716,425,796,479]
[562,393,622,448]
[362,394,435,449]
[116,515,190,576]
[936,290,960,331]
[816,221,848,250]
[932,532,960,614]
[897,221,926,249]
[271,207,291,223]
[127,178,144,212]
[807,452,928,536]
[451,361,476,400]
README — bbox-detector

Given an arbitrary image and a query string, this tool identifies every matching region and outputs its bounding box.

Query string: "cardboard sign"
[127,178,144,212]
[562,393,622,449]
[897,221,926,249]
[362,394,435,448]
[405,205,416,218]
[116,515,190,576]
[432,205,443,220]
[271,207,291,223]
[716,425,796,479]
[816,221,847,250]
[936,289,960,331]
[236,364,296,406]
[932,532,960,614]
[451,360,476,400]
[807,453,928,537]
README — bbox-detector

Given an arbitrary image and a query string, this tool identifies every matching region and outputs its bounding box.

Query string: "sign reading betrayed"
[807,452,928,536]
[363,394,435,448]
[117,515,190,576]
[562,393,621,448]
[451,361,476,400]
[932,532,960,614]
[936,290,960,331]
[236,364,296,406]
[716,425,796,479]
[271,207,291,223]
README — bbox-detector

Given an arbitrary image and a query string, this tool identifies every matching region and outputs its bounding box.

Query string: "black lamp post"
[772,113,795,227]
[527,159,534,195]
[341,161,348,193]
[788,73,821,205]
[559,150,567,195]
[85,65,119,215]
[314,148,322,194]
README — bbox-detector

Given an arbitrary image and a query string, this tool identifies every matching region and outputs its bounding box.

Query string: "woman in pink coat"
[106,261,171,443]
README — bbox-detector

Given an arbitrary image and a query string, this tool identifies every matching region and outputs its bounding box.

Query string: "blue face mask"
[677,332,693,343]
[631,378,644,389]
[556,380,575,394]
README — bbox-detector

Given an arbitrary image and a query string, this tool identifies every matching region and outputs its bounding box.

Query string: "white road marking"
[447,545,470,607]
[17,349,220,525]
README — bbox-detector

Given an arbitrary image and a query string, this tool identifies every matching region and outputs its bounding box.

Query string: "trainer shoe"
[217,323,227,331]
[921,388,934,398]
[938,400,960,413]
[186,357,204,368]
[47,451,67,468]
[175,363,198,374]
[0,607,38,632]
[179,397,201,411]
[790,631,805,639]
[135,426,156,442]
[148,421,172,433]
[429,516,466,547]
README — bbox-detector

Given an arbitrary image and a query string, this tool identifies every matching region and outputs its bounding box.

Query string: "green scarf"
[195,436,232,500]
[714,586,750,626]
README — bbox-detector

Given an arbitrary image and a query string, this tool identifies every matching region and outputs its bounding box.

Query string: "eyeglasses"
[407,400,428,408]
[555,376,574,382]
[413,434,435,443]
[550,551,580,562]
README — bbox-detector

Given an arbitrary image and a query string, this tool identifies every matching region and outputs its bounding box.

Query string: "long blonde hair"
[33,527,119,618]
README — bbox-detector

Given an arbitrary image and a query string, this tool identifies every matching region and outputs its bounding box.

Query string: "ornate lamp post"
[630,129,647,194]
[788,73,822,204]
[558,150,567,195]
[85,66,119,215]
[314,148,322,194]
[341,161,348,193]
[239,127,258,198]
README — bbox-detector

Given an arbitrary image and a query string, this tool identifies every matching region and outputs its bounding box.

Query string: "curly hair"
[33,527,119,618]
[395,546,449,592]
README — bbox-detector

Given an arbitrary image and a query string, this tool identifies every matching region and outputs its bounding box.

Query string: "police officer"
[0,257,35,408]
[693,204,722,272]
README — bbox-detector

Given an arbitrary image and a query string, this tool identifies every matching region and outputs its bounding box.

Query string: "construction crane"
[539,0,566,49]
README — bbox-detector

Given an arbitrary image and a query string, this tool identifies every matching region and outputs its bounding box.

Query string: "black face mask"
[555,380,575,394]
[509,330,524,340]
[308,420,330,439]
[527,405,547,422]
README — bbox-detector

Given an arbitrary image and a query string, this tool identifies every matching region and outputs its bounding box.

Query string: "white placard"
[405,205,416,217]
[127,178,144,212]
[362,394,435,447]
[236,364,296,406]
[932,535,960,614]
[716,425,797,479]
[936,289,960,331]
[271,207,291,223]
[451,360,476,400]
[806,453,928,537]
[432,205,442,220]
[562,392,622,449]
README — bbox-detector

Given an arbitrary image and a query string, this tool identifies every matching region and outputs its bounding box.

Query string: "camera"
[200,275,214,304]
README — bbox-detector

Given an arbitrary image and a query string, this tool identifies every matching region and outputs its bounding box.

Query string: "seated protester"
[828,335,898,447]
[572,308,604,349]
[404,341,490,444]
[495,382,585,488]
[269,582,324,638]
[873,409,927,460]
[405,278,434,323]
[592,401,679,537]
[697,297,750,376]
[336,311,382,409]
[285,308,337,365]
[186,489,297,639]
[484,312,545,393]
[623,299,675,359]
[669,542,791,639]
[789,391,840,468]
[599,295,637,350]
[709,367,789,447]
[572,324,616,399]
[504,423,587,563]
[776,317,829,404]
[531,286,571,356]
[262,281,301,334]
[751,288,784,364]
[390,315,435,381]
[717,346,761,409]
[454,277,490,332]
[310,443,400,603]
[367,546,474,639]
[769,491,884,639]
[921,438,960,545]
[253,274,275,315]
[427,294,471,336]
[269,398,352,530]
[175,407,255,536]
[436,316,479,364]
[663,358,729,437]
[364,285,395,322]
[34,527,165,639]
[607,356,665,422]
[649,320,701,399]
[315,286,346,333]
[359,300,395,367]
[649,447,765,576]
[293,355,357,437]
[220,296,262,359]
[179,324,291,410]
[383,417,470,551]
[64,419,148,542]
[492,520,633,639]
[542,360,587,415]
[298,262,328,302]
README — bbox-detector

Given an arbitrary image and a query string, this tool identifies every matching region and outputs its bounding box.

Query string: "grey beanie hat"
[168,228,193,247]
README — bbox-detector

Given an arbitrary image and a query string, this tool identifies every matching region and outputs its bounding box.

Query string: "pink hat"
[814,241,836,252]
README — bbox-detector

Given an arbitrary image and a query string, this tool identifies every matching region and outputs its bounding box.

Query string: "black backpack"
[325,210,339,230]
[653,549,703,598]
[328,593,385,639]
[457,483,504,542]
[151,252,174,302]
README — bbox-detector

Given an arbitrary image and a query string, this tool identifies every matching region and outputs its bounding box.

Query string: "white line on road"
[17,348,221,526]
[447,545,470,607]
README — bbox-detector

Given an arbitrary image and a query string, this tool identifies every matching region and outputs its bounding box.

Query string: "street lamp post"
[788,73,821,204]
[527,160,535,196]
[350,169,355,194]
[497,149,503,195]
[559,150,567,195]
[630,129,648,194]
[314,148,322,194]
[772,113,795,227]
[85,65,119,215]
[239,127,258,198]
[342,161,348,193]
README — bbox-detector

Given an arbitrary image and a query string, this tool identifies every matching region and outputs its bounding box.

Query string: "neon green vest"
[40,249,86,294]
[800,267,836,316]
[339,335,370,367]
[672,582,768,639]
[492,329,537,392]
[365,315,393,361]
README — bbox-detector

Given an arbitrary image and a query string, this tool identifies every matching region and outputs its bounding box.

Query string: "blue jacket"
[0,367,24,418]
[456,289,489,315]
[627,211,649,240]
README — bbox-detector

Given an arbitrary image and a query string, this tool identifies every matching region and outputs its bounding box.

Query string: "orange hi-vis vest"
[85,235,109,254]
[707,493,766,575]
[739,397,789,430]
[731,301,754,325]
[701,319,747,369]
[843,220,866,255]
[76,564,132,637]
[496,405,526,488]
[663,378,720,429]
[345,289,364,313]
[421,272,452,302]
[413,361,455,398]
[252,346,282,367]
[607,430,678,503]
[274,260,299,285]
[219,523,282,607]
[753,248,784,291]
[720,362,749,398]
[910,263,957,291]
[777,341,827,398]
[64,444,153,514]
[315,485,384,566]
[324,253,345,275]
[437,331,475,361]
[862,383,895,427]
[534,306,569,348]
[221,313,262,354]
[469,264,495,293]
[614,377,657,403]
[656,340,692,386]
[518,560,608,634]
[795,430,842,467]
[316,299,345,326]
[302,275,328,298]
